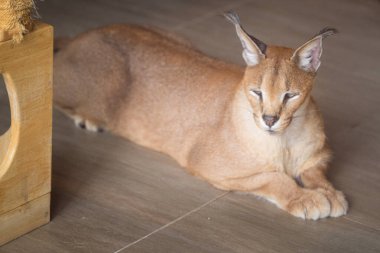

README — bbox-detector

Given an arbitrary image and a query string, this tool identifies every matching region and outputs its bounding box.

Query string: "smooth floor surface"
[1,0,380,252]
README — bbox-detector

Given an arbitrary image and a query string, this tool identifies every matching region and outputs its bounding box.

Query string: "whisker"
[236,105,254,113]
[292,110,320,119]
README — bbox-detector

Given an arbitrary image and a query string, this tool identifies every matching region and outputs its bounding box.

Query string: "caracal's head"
[225,11,337,134]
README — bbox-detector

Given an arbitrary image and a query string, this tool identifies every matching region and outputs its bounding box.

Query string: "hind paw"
[83,120,104,132]
[70,115,104,133]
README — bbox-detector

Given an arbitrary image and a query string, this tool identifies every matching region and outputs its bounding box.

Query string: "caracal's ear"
[224,11,266,66]
[291,27,338,73]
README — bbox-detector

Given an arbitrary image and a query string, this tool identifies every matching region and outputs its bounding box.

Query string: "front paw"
[286,189,331,220]
[317,188,348,217]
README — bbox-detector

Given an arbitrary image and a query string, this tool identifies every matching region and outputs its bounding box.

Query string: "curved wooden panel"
[0,74,20,179]
[0,22,53,245]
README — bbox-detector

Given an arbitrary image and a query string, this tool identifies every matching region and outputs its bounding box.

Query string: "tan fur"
[54,18,347,220]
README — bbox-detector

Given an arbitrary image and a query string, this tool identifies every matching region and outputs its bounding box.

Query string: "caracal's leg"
[298,168,348,217]
[216,172,331,220]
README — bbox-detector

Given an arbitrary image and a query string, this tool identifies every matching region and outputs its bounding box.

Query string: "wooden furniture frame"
[0,23,53,245]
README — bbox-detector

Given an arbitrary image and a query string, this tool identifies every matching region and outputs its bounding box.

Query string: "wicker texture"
[0,0,36,43]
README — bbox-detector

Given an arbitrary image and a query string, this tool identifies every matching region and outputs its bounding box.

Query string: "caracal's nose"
[262,115,279,127]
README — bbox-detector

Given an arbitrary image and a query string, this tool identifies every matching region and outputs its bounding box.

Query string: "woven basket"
[0,0,36,43]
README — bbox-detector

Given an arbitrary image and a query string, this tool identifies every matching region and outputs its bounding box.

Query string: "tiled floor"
[1,0,380,252]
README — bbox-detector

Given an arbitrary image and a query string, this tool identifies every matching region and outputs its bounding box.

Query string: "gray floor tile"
[122,193,380,253]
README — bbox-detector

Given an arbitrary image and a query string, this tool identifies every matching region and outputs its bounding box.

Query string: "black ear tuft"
[315,27,338,39]
[223,10,267,55]
[224,10,241,25]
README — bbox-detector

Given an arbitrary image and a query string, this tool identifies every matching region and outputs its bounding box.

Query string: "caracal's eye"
[249,89,262,99]
[283,92,299,103]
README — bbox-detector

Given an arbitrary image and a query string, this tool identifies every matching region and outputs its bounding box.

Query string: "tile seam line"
[343,216,380,232]
[113,192,229,253]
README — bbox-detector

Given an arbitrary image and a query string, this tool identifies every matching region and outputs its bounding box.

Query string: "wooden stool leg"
[0,23,53,245]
